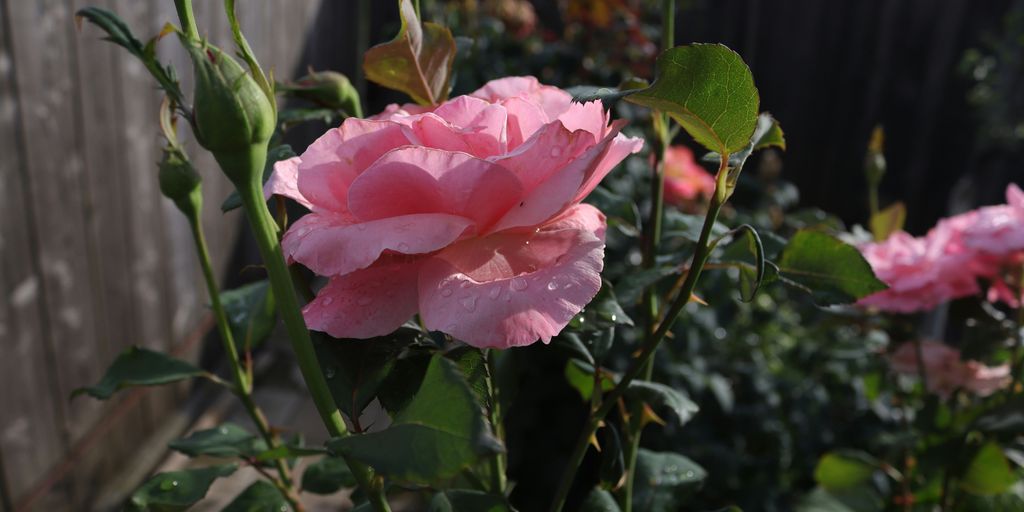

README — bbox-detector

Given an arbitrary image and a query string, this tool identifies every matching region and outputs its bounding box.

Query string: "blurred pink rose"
[857,231,979,313]
[662,145,716,208]
[266,76,643,348]
[888,341,1010,398]
[958,183,1024,257]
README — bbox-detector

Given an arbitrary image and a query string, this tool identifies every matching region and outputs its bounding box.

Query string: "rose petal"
[470,76,572,118]
[501,96,549,149]
[572,128,645,203]
[419,204,606,348]
[557,100,608,141]
[410,104,508,158]
[263,156,313,209]
[303,260,421,339]
[296,119,413,212]
[348,147,523,229]
[283,211,473,276]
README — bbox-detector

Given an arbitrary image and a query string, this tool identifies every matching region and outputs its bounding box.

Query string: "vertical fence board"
[0,1,67,506]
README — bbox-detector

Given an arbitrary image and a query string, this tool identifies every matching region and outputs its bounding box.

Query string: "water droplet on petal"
[397,242,410,252]
[296,227,311,237]
[356,224,367,231]
[546,281,558,291]
[460,280,472,289]
[460,295,478,312]
[511,277,529,291]
[357,296,372,306]
[445,323,457,332]
[441,288,453,297]
[322,297,334,306]
[550,147,562,157]
[488,285,502,300]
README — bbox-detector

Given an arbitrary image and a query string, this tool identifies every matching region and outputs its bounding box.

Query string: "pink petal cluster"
[858,184,1024,313]
[662,145,716,208]
[888,341,1011,398]
[265,77,643,348]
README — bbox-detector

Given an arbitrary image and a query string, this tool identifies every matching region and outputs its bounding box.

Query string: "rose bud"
[184,39,275,185]
[286,70,363,118]
[158,144,202,217]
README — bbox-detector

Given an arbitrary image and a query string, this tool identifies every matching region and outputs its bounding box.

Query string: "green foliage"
[125,464,237,512]
[168,423,265,458]
[632,449,707,512]
[717,224,768,302]
[327,355,503,484]
[315,331,416,418]
[961,442,1017,496]
[565,359,616,402]
[812,452,878,491]
[598,423,626,490]
[220,280,276,352]
[72,346,213,400]
[627,44,760,154]
[221,480,288,512]
[428,490,513,511]
[869,202,906,242]
[777,230,887,305]
[301,456,357,494]
[580,488,622,511]
[363,0,457,105]
[626,381,700,426]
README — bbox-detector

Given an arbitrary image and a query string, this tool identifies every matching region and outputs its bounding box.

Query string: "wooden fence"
[0,1,320,510]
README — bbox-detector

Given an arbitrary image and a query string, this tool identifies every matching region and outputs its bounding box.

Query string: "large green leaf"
[72,346,213,400]
[777,230,887,305]
[220,280,276,351]
[301,455,357,494]
[363,0,456,105]
[168,423,265,458]
[328,355,503,484]
[125,464,237,512]
[961,442,1016,496]
[813,451,878,491]
[626,381,699,426]
[446,345,490,409]
[428,490,512,512]
[632,449,707,512]
[221,480,287,512]
[627,44,759,154]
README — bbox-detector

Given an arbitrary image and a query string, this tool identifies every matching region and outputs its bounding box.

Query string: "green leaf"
[632,449,707,512]
[126,464,237,512]
[253,443,325,462]
[221,480,287,512]
[327,355,503,484]
[626,381,699,426]
[581,488,622,511]
[553,333,595,365]
[315,331,417,418]
[565,359,616,402]
[869,202,906,242]
[961,442,1016,496]
[446,344,491,408]
[718,224,767,302]
[302,455,357,494]
[72,346,212,400]
[975,397,1024,434]
[813,451,878,491]
[168,423,265,458]
[363,0,456,105]
[777,230,887,305]
[222,144,296,212]
[428,490,512,512]
[795,487,857,512]
[220,281,276,352]
[376,347,434,413]
[626,44,759,154]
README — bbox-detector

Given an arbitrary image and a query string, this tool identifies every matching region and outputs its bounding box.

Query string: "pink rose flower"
[265,76,643,348]
[857,230,980,313]
[888,341,1011,398]
[958,183,1024,257]
[662,145,716,208]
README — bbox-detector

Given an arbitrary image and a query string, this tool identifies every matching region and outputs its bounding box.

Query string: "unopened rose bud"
[158,144,202,217]
[184,39,275,185]
[288,70,363,118]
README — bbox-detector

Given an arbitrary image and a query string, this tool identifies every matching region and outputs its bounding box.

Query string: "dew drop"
[460,295,478,312]
[356,224,367,231]
[325,367,337,379]
[511,277,529,291]
[685,470,694,478]
[296,227,311,237]
[357,296,373,306]
[546,281,558,291]
[445,323,457,332]
[460,280,472,289]
[397,242,410,252]
[441,288,453,297]
[550,146,562,158]
[609,314,617,322]
[159,479,178,491]
[321,297,334,306]
[219,427,229,435]
[488,285,502,300]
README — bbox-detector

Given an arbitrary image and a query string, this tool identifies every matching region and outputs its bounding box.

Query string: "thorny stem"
[187,211,300,511]
[621,2,675,509]
[549,154,728,512]
[485,349,508,494]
